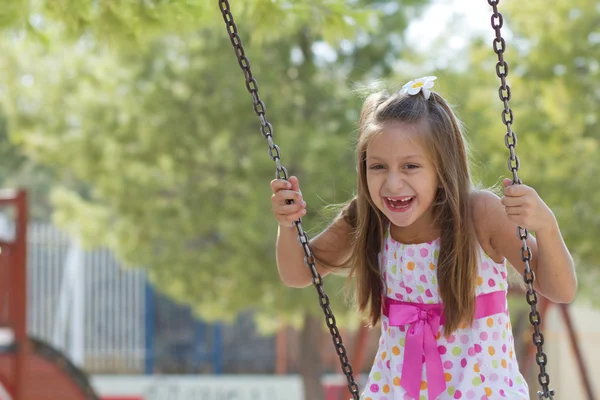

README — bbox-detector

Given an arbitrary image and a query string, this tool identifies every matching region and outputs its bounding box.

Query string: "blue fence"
[25,222,275,374]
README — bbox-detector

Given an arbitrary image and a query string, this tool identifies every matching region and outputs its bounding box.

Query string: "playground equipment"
[0,190,98,400]
[218,1,596,398]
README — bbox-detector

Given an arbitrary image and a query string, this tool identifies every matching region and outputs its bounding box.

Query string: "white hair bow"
[400,76,437,100]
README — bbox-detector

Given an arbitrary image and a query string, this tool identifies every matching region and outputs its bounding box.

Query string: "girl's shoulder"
[470,189,505,263]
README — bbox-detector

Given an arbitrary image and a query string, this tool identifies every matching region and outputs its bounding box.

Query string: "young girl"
[270,77,577,399]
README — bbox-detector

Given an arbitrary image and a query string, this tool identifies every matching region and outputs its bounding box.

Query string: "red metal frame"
[521,299,596,400]
[559,304,596,399]
[0,190,99,400]
[0,190,27,400]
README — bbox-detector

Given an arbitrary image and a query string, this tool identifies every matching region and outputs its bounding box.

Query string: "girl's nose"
[386,172,405,192]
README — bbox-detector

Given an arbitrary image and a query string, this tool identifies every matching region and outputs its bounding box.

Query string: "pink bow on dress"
[387,302,445,400]
[383,291,507,400]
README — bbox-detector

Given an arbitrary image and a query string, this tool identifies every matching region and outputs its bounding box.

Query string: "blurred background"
[0,0,598,399]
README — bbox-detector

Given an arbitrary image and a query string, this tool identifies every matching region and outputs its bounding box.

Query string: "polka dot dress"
[360,228,529,400]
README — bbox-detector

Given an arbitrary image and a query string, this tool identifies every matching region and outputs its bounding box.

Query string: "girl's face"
[365,121,439,240]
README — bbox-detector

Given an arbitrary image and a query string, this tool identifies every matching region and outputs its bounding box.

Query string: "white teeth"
[386,196,414,209]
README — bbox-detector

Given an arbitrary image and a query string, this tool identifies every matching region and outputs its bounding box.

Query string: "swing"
[218,1,554,398]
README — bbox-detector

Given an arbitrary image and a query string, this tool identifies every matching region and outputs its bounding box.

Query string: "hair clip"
[400,76,437,100]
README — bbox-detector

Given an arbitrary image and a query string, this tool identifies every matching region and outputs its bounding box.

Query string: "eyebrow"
[365,154,424,161]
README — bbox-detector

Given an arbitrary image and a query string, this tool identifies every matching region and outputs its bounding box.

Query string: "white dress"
[360,228,529,400]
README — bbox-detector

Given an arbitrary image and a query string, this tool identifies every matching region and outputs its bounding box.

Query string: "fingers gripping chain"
[218,1,360,398]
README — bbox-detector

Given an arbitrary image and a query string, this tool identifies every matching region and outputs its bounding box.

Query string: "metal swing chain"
[488,1,554,399]
[218,1,361,398]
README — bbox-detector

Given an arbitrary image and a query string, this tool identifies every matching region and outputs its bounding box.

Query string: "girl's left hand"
[501,178,557,233]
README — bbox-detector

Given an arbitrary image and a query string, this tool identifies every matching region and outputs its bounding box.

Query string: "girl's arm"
[473,188,577,303]
[271,176,354,288]
[276,215,353,288]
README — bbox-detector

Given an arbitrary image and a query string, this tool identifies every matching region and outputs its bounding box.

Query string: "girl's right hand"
[270,176,307,227]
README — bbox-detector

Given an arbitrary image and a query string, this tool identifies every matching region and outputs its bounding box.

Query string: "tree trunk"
[512,307,536,399]
[299,314,324,400]
[512,308,529,373]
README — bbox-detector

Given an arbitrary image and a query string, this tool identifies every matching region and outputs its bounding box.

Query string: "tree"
[7,0,595,397]
[404,2,599,395]
[453,0,600,296]
[0,1,430,398]
[0,108,56,219]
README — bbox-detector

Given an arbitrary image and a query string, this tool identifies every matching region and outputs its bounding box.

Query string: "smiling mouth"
[384,196,414,210]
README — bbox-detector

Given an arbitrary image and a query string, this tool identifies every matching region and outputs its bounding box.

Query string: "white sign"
[92,375,304,400]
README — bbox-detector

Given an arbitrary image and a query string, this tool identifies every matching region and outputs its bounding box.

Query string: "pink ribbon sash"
[382,291,506,400]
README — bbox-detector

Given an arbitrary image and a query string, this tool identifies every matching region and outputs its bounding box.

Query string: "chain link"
[218,1,360,398]
[487,1,554,398]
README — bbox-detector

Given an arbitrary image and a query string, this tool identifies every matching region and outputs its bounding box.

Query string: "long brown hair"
[342,88,479,335]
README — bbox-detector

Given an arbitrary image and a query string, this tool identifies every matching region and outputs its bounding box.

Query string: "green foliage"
[0,0,426,329]
[0,107,56,219]
[0,0,376,48]
[502,0,600,277]
[0,0,597,336]
[429,0,600,298]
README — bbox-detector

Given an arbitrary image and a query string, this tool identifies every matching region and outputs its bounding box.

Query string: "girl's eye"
[405,164,419,169]
[369,164,385,170]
